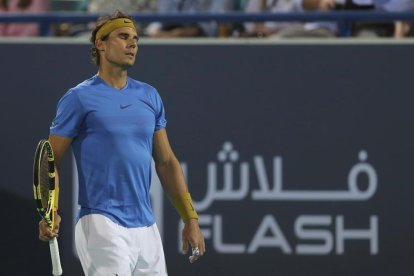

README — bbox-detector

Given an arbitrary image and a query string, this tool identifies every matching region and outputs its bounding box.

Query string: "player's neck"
[98,66,128,90]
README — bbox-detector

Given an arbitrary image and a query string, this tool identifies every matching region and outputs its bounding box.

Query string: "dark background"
[0,40,413,276]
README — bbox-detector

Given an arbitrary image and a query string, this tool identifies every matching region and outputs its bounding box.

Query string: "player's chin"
[121,61,135,69]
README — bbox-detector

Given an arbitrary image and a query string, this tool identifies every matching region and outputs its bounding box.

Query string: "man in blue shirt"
[39,10,204,275]
[146,0,231,37]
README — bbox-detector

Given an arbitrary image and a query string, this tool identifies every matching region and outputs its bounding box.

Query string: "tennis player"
[38,11,205,275]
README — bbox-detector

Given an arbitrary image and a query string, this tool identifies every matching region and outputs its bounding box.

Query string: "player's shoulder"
[128,77,158,94]
[72,75,100,92]
[60,75,99,99]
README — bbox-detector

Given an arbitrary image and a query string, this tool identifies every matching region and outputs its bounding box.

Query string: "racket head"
[33,139,56,229]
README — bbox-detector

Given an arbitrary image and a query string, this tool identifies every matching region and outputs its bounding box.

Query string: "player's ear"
[95,39,105,51]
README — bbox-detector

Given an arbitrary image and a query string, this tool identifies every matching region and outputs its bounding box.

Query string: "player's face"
[100,27,139,69]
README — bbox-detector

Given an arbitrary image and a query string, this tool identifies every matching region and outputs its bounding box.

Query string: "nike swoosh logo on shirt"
[120,104,132,109]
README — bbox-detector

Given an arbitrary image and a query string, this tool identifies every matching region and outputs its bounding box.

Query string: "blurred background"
[1,0,414,275]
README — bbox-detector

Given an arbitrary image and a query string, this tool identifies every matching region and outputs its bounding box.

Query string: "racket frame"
[33,139,62,276]
[33,140,56,228]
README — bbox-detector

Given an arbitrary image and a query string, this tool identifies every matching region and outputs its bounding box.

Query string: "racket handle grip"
[49,238,63,276]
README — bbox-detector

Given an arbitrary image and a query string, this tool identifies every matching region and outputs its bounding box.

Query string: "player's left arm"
[153,128,205,261]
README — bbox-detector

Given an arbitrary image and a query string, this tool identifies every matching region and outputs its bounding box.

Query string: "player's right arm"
[48,134,73,167]
[38,134,72,241]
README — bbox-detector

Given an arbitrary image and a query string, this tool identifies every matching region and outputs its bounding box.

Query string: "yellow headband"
[95,18,137,42]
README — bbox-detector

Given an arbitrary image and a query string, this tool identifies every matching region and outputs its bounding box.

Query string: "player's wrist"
[171,192,198,223]
[185,218,199,225]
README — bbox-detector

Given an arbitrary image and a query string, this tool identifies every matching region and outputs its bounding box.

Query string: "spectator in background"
[146,0,233,38]
[56,0,157,37]
[88,0,158,13]
[242,0,414,38]
[228,0,249,36]
[385,0,414,38]
[394,21,413,37]
[243,0,303,37]
[296,0,338,37]
[243,0,336,38]
[302,0,414,37]
[53,0,87,36]
[88,0,158,35]
[0,0,50,36]
[337,0,393,37]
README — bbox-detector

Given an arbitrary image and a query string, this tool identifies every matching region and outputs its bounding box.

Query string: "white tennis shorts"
[75,214,168,276]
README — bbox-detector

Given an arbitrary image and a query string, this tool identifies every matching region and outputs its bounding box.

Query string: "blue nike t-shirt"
[50,75,167,227]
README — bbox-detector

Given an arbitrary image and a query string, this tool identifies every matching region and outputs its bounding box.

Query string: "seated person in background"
[88,0,158,13]
[244,0,302,37]
[298,0,338,37]
[88,0,157,35]
[0,0,50,36]
[146,0,233,38]
[385,0,414,38]
[244,0,341,38]
[303,0,414,38]
[56,0,157,36]
[338,0,392,37]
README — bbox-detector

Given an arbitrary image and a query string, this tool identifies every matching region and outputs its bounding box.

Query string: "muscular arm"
[49,134,73,193]
[152,129,205,261]
[152,129,187,197]
[48,134,73,168]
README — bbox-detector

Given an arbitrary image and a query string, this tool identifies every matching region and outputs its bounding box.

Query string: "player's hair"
[90,10,137,66]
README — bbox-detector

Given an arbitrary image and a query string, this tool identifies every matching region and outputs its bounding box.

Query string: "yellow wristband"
[171,192,198,223]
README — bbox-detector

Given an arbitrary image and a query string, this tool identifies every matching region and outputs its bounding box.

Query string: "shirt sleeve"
[50,89,84,138]
[153,90,167,131]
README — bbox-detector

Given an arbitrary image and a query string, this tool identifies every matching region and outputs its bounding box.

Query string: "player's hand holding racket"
[39,212,61,240]
[33,139,63,276]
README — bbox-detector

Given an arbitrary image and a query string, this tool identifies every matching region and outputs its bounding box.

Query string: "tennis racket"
[33,139,63,276]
